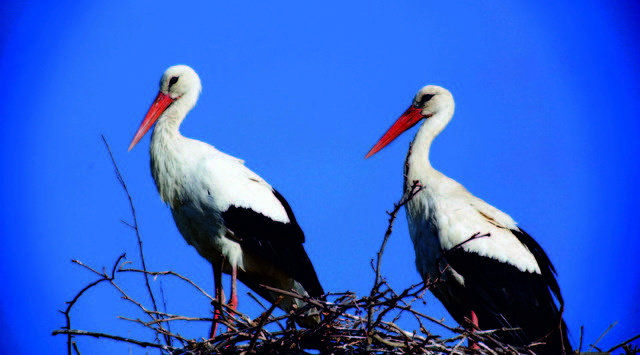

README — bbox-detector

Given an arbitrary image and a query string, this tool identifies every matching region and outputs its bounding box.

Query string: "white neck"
[405,103,454,185]
[149,97,194,205]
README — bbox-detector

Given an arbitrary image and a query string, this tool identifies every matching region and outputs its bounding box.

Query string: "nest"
[172,281,540,355]
[53,254,540,355]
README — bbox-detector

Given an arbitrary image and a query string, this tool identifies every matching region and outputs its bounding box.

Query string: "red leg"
[209,263,225,339]
[470,309,479,329]
[469,309,480,350]
[229,265,238,311]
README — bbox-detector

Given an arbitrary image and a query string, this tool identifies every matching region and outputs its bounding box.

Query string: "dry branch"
[102,135,171,346]
[52,329,175,352]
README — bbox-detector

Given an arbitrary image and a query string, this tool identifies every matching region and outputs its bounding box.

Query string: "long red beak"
[364,105,425,159]
[128,92,175,151]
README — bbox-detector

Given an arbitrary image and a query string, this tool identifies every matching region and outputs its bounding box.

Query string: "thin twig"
[368,180,423,347]
[436,231,491,273]
[52,329,175,352]
[588,321,617,352]
[119,267,214,301]
[248,292,286,332]
[372,180,424,292]
[58,254,126,355]
[579,325,584,353]
[607,332,640,352]
[247,296,283,354]
[101,135,170,344]
[258,284,324,309]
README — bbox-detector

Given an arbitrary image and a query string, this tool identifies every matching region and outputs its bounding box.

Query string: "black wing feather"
[221,189,324,297]
[445,227,571,353]
[511,228,563,305]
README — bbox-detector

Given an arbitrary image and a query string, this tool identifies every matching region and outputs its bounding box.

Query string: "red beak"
[128,92,175,151]
[365,105,425,159]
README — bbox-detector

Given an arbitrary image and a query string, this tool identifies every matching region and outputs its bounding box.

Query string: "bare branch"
[368,180,423,348]
[119,267,214,301]
[52,329,175,352]
[607,333,640,352]
[58,254,126,355]
[588,321,617,352]
[102,135,170,345]
[247,296,283,354]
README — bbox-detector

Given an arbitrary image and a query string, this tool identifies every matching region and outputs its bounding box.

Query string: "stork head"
[128,65,202,151]
[411,85,454,120]
[365,85,454,159]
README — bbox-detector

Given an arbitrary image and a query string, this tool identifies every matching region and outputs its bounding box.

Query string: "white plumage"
[366,85,571,353]
[129,65,323,336]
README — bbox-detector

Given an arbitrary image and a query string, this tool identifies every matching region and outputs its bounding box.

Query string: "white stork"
[365,85,572,354]
[128,65,324,336]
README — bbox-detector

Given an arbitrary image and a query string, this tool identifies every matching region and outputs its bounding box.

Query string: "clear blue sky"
[1,1,639,354]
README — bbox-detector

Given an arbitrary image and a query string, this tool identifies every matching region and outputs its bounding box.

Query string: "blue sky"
[1,1,639,354]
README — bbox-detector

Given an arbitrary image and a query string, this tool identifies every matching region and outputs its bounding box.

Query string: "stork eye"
[418,93,435,106]
[168,76,179,89]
